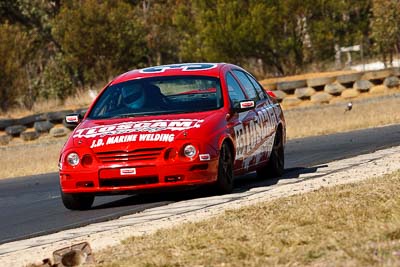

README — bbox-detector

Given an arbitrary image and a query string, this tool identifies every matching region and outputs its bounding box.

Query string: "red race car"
[59,63,286,210]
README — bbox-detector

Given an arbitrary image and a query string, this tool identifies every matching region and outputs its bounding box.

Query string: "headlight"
[67,152,80,166]
[183,144,197,158]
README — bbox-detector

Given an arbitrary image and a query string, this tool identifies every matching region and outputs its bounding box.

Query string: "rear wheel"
[61,190,95,210]
[257,128,284,179]
[215,142,234,194]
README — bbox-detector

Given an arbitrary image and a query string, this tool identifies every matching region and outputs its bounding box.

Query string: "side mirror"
[266,91,277,98]
[65,114,83,126]
[234,100,255,113]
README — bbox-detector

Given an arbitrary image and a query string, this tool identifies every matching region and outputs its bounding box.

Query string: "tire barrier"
[353,80,373,92]
[75,108,88,117]
[50,127,70,138]
[5,125,27,137]
[295,87,316,100]
[261,67,400,107]
[0,119,16,131]
[0,108,85,145]
[34,121,54,133]
[384,76,400,88]
[324,82,346,95]
[47,110,74,124]
[18,113,47,128]
[1,67,399,145]
[20,131,40,141]
[310,92,333,104]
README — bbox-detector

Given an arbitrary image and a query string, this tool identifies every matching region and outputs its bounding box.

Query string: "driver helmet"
[121,83,145,109]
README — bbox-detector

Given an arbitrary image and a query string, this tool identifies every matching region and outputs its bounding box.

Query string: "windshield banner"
[73,119,204,138]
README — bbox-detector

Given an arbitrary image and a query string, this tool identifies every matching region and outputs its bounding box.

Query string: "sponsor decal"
[74,119,203,139]
[66,115,79,123]
[140,63,217,73]
[120,168,136,176]
[199,154,211,161]
[240,101,255,109]
[90,133,175,148]
[234,104,279,160]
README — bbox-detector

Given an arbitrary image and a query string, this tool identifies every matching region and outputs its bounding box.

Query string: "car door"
[232,69,276,169]
[225,71,257,172]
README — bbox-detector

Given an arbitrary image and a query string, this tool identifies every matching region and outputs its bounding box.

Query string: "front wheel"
[61,190,95,210]
[257,129,284,179]
[214,142,234,194]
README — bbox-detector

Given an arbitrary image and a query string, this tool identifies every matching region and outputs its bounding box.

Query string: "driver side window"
[226,72,246,109]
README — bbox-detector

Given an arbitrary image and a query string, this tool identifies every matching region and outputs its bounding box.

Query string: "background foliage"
[0,0,399,111]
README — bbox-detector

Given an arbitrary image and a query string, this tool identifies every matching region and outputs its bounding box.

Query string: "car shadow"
[233,164,327,192]
[91,164,327,210]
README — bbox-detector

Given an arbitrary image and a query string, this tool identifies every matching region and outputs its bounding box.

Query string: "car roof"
[110,63,227,85]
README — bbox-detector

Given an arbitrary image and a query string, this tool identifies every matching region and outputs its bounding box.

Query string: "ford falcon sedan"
[59,63,285,210]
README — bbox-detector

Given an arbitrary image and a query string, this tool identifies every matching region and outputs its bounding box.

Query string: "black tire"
[18,113,47,127]
[47,110,74,124]
[20,131,40,141]
[215,142,234,194]
[257,128,284,179]
[0,119,16,131]
[5,125,27,137]
[34,120,54,133]
[61,190,95,210]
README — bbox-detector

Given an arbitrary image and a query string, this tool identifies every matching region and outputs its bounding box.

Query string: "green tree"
[0,0,62,50]
[52,0,147,87]
[370,0,400,65]
[0,23,36,111]
[174,1,251,64]
[137,0,181,65]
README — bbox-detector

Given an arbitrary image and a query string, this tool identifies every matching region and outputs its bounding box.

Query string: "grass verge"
[95,170,400,267]
[0,139,65,179]
[285,94,400,139]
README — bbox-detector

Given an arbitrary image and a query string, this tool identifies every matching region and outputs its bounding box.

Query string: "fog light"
[183,144,197,158]
[67,153,80,167]
[82,154,93,166]
[164,148,177,161]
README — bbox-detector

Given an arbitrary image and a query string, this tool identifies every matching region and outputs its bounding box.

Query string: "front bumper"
[60,159,218,194]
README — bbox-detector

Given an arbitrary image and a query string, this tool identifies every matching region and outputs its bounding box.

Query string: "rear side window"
[246,73,266,100]
[226,72,246,109]
[232,70,260,102]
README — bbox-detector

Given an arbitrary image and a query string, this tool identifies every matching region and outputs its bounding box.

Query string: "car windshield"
[88,76,223,119]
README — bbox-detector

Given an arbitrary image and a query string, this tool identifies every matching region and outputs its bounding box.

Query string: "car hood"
[70,110,224,152]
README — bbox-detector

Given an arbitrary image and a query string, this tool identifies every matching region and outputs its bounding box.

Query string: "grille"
[96,148,164,163]
[99,177,158,187]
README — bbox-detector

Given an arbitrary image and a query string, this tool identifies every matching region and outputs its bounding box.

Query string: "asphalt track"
[0,124,399,245]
